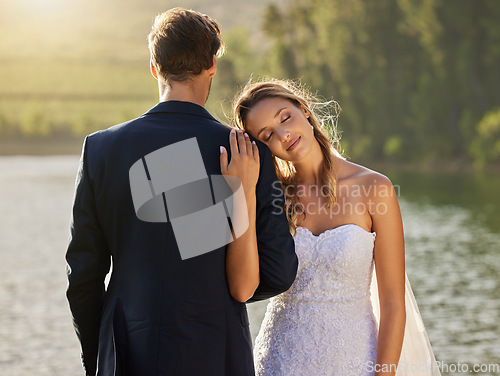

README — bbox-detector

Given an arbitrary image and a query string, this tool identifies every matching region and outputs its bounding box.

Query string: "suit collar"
[145,100,218,122]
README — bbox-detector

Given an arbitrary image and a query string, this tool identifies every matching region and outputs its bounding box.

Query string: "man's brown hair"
[148,8,224,83]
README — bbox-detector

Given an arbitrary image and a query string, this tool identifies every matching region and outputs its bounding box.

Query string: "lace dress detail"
[254,224,378,376]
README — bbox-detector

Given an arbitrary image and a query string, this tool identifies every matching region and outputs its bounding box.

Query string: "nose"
[277,129,291,143]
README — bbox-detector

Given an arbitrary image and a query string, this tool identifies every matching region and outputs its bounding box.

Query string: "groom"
[65,8,297,376]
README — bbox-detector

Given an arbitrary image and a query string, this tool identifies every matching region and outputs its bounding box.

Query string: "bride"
[221,79,441,375]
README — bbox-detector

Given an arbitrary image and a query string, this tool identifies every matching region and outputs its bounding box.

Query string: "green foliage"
[471,108,500,168]
[73,111,94,137]
[1,0,499,169]
[0,0,276,142]
[0,107,11,136]
[384,136,403,158]
[0,60,157,139]
[257,0,500,167]
[19,104,51,137]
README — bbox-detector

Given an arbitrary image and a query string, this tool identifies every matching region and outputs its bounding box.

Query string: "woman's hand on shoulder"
[220,129,260,198]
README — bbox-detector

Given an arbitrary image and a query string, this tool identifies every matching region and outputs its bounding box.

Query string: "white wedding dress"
[253,224,441,376]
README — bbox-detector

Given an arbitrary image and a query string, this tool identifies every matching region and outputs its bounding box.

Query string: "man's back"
[66,101,297,375]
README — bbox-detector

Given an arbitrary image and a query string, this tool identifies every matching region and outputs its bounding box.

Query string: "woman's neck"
[293,141,325,186]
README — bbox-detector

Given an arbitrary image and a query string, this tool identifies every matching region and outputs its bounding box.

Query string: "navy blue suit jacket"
[66,101,298,376]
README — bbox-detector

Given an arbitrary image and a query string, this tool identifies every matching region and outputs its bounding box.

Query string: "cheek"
[265,140,284,157]
[305,121,315,140]
[302,117,312,130]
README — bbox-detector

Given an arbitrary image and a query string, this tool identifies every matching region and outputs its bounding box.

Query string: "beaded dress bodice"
[254,224,378,376]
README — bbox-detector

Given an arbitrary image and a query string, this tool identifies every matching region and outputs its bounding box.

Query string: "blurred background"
[0,0,499,375]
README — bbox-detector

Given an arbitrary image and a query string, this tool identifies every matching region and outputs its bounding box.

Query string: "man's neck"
[157,78,209,107]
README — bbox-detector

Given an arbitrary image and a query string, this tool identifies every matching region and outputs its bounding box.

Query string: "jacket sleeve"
[66,136,111,375]
[248,144,298,302]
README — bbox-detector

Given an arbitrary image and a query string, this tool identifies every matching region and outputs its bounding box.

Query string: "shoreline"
[2,139,500,174]
[0,139,85,156]
[358,159,500,175]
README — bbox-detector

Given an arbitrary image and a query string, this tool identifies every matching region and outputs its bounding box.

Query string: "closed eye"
[281,115,291,123]
[265,132,273,141]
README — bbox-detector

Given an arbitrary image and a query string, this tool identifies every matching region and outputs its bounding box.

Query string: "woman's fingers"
[244,132,253,156]
[237,130,247,154]
[228,128,258,157]
[252,141,260,162]
[220,130,260,193]
[229,129,239,155]
[224,129,259,174]
[220,146,228,173]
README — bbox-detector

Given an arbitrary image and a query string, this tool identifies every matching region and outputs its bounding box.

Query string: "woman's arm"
[220,129,260,302]
[368,174,406,375]
[247,143,298,302]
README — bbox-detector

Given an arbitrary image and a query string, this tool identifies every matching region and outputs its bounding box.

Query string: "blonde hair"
[233,79,344,234]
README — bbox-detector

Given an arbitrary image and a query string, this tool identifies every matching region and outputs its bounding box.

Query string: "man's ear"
[208,55,217,78]
[150,60,159,80]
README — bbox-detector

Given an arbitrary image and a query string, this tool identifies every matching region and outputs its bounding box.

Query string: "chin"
[287,147,309,162]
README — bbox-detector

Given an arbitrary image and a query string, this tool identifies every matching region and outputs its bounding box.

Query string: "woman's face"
[244,97,316,162]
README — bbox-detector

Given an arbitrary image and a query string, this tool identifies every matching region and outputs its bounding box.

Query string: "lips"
[286,136,301,151]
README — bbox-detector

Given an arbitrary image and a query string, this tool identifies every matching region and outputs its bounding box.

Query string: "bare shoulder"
[338,159,394,191]
[336,159,399,211]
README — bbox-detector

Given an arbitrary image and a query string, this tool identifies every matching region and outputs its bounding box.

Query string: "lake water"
[0,156,499,375]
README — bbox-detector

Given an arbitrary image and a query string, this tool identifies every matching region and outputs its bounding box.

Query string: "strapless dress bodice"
[254,224,378,376]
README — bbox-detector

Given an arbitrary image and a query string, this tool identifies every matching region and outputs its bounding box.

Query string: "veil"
[370,268,442,376]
